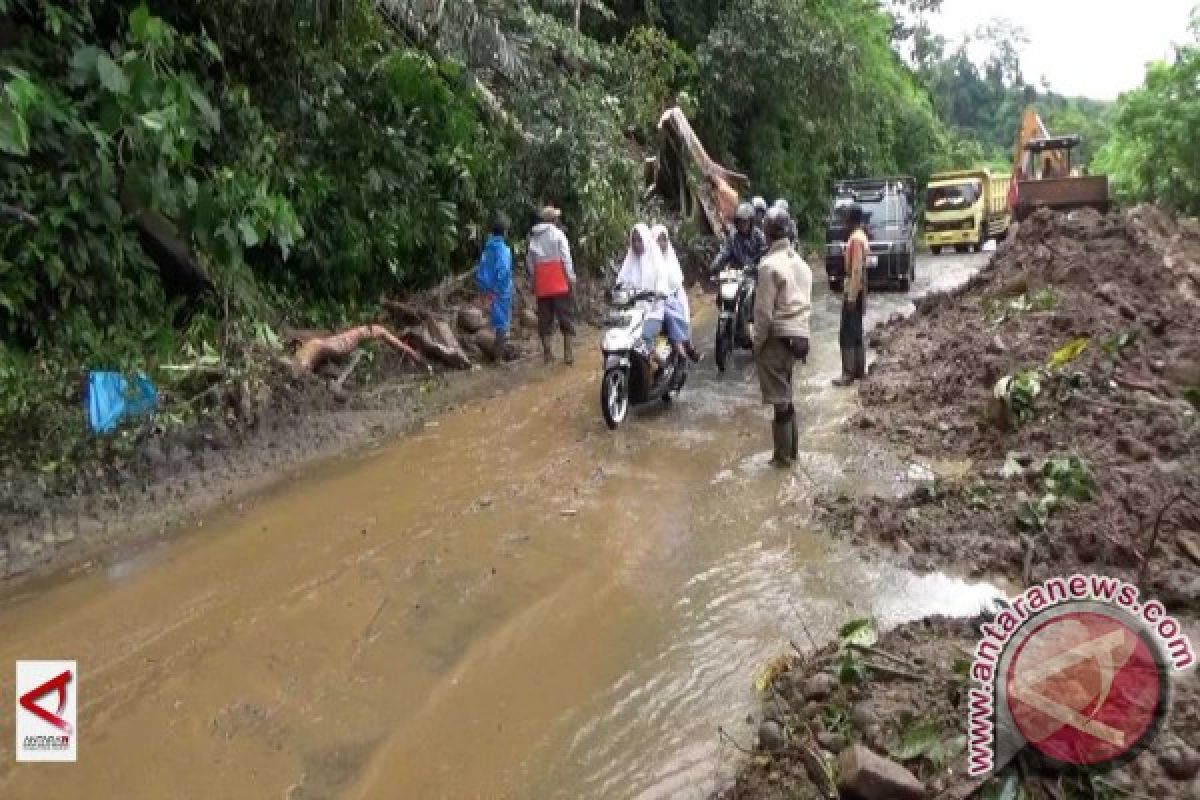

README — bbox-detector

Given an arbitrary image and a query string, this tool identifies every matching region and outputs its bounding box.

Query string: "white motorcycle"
[599,287,690,430]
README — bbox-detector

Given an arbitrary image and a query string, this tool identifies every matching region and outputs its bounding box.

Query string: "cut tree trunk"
[292,325,426,374]
[654,107,750,236]
[381,300,474,369]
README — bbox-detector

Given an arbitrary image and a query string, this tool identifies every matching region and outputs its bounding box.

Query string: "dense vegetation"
[1095,8,1200,214]
[0,0,1192,478]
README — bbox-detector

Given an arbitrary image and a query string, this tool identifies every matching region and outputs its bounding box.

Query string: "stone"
[837,744,926,800]
[1178,531,1200,567]
[852,703,881,731]
[1095,281,1121,305]
[1159,737,1200,781]
[816,731,847,754]
[1116,435,1155,462]
[1150,569,1200,610]
[802,672,839,702]
[986,335,1007,354]
[457,306,486,334]
[758,719,786,752]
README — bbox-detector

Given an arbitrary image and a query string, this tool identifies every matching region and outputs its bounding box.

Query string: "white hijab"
[616,223,668,296]
[651,224,685,293]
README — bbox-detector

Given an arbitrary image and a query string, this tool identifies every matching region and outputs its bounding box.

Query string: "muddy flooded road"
[1,253,994,799]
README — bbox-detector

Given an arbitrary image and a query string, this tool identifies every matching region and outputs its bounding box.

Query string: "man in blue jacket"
[476,213,516,361]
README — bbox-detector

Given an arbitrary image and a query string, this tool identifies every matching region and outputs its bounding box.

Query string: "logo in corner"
[967,575,1195,778]
[15,660,77,762]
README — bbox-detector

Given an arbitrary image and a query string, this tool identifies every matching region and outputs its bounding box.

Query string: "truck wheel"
[930,246,942,256]
[898,264,912,292]
[954,244,967,254]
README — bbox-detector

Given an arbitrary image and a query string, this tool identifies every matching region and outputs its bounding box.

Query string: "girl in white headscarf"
[616,223,668,350]
[652,224,701,363]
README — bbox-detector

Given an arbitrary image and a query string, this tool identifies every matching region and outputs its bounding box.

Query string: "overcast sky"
[926,0,1197,100]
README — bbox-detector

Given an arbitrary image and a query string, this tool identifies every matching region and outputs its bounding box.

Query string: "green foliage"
[1014,455,1096,533]
[887,716,965,768]
[1094,17,1200,213]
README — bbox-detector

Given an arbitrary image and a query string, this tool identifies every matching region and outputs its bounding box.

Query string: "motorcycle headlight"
[719,283,738,300]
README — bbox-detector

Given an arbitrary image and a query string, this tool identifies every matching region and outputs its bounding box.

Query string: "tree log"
[293,325,426,374]
[654,107,750,236]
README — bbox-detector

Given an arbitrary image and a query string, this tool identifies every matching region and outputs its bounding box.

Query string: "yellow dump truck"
[923,169,1012,254]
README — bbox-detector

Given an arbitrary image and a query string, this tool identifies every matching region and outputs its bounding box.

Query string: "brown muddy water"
[1,254,995,799]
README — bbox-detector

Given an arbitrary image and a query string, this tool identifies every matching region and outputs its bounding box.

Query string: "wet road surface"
[0,252,994,799]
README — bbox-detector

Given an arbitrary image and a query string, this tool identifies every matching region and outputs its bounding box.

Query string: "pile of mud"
[718,616,1200,800]
[825,206,1200,606]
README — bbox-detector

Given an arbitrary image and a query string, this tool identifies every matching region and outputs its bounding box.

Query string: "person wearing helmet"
[772,198,798,244]
[753,206,812,467]
[751,196,768,230]
[709,202,767,276]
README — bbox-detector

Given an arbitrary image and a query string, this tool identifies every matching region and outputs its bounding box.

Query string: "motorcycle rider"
[616,223,669,372]
[710,202,767,277]
[772,198,799,244]
[651,223,701,364]
[752,196,768,231]
[753,207,812,468]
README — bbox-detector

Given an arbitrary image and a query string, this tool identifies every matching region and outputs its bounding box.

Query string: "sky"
[926,0,1197,100]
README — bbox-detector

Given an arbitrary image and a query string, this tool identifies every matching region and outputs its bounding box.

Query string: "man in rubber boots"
[753,207,812,468]
[833,204,868,386]
[527,206,578,364]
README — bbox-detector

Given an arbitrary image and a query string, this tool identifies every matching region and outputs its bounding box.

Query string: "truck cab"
[924,169,1012,255]
[824,177,916,292]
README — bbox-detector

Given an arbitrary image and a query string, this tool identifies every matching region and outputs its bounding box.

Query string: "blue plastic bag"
[85,371,158,434]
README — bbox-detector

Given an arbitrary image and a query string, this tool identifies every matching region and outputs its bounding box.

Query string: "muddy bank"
[719,616,1200,800]
[831,206,1200,607]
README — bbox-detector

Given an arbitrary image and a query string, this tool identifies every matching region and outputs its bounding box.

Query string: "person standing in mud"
[527,206,578,365]
[476,213,516,362]
[833,205,868,386]
[753,207,812,468]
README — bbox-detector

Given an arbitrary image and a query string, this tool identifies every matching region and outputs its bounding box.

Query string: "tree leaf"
[0,104,30,156]
[185,80,220,132]
[96,53,130,95]
[838,618,878,648]
[238,218,260,248]
[887,717,942,761]
[1048,337,1089,369]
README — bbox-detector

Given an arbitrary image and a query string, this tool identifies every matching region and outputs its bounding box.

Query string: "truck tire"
[931,245,942,256]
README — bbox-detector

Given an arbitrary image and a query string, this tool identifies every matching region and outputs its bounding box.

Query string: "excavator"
[1009,107,1109,221]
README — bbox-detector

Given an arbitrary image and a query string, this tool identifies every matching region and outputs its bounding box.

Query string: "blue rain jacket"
[86,371,158,434]
[476,234,514,332]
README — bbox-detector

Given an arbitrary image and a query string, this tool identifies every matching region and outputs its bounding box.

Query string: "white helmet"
[773,198,789,213]
[751,196,767,213]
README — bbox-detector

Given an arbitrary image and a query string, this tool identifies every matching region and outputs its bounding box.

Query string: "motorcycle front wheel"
[715,322,733,373]
[601,366,630,430]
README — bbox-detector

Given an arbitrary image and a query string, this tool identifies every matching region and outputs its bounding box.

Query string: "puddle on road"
[0,256,998,800]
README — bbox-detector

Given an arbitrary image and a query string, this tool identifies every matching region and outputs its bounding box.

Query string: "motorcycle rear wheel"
[601,367,630,430]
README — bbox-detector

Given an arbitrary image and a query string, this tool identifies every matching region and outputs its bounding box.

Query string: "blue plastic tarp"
[85,371,158,434]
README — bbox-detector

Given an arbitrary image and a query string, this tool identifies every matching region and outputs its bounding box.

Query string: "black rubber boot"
[832,347,856,387]
[853,345,867,380]
[563,334,575,365]
[769,410,796,468]
[542,336,555,365]
[789,411,799,461]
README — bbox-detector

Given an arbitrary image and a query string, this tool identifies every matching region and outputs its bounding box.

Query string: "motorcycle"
[599,287,690,430]
[714,263,758,372]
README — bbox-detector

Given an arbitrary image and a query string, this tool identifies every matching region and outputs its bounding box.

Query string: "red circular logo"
[1005,611,1164,767]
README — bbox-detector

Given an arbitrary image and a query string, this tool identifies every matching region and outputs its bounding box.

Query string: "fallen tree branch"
[292,324,426,375]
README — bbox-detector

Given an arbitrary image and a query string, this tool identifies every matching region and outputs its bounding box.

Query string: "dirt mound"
[837,206,1200,602]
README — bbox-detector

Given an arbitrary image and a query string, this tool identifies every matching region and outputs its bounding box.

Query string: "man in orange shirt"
[833,205,868,386]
